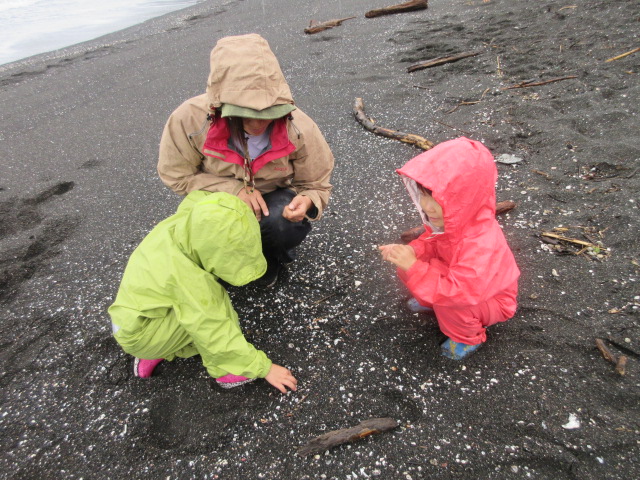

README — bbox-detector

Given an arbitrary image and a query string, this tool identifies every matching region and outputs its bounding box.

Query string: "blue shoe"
[441,338,481,360]
[406,297,434,314]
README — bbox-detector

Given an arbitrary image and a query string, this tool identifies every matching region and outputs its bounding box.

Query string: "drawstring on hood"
[288,115,301,139]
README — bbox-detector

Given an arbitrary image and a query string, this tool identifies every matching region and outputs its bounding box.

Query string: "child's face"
[419,190,444,228]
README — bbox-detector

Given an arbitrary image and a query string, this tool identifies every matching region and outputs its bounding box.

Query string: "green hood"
[173,190,266,286]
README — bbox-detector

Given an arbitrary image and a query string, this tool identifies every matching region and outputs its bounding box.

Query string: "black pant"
[259,189,312,265]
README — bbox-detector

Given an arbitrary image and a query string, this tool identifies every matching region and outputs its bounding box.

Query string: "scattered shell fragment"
[496,154,523,164]
[562,413,581,429]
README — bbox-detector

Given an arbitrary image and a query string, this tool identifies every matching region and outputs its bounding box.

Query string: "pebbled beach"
[1,0,638,478]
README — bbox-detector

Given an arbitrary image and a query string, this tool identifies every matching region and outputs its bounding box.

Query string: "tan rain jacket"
[158,34,334,220]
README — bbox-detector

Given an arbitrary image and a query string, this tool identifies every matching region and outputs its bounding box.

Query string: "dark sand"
[1,0,638,478]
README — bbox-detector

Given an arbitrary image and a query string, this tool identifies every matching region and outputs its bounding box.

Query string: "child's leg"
[434,296,511,345]
[114,309,197,365]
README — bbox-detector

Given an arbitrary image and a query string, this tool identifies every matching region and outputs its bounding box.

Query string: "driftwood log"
[399,201,517,244]
[304,17,356,34]
[365,0,428,18]
[353,98,434,150]
[297,418,398,456]
[408,51,480,73]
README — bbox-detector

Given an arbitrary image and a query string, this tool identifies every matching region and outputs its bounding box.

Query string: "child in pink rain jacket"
[379,137,520,360]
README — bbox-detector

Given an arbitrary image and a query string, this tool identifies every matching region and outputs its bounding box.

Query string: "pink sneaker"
[133,358,163,378]
[215,373,256,389]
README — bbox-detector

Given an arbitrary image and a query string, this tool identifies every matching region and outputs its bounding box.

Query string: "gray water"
[0,0,205,65]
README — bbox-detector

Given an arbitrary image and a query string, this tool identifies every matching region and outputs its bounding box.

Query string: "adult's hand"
[282,195,312,223]
[379,244,417,271]
[265,364,298,393]
[237,188,269,221]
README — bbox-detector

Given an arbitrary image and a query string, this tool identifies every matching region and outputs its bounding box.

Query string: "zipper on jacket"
[188,114,213,154]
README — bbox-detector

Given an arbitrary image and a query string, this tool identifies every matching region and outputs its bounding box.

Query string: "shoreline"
[0,0,218,76]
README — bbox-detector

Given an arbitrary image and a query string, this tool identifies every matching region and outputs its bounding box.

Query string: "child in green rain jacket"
[108,191,297,392]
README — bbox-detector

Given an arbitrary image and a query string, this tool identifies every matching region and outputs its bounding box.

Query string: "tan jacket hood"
[206,34,294,111]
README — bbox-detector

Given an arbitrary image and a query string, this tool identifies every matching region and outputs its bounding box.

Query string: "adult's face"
[242,118,272,136]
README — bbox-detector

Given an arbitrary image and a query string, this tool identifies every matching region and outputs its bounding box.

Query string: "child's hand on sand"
[379,244,417,271]
[266,364,298,393]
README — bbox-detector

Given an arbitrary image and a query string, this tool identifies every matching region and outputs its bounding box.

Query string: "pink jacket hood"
[397,137,496,238]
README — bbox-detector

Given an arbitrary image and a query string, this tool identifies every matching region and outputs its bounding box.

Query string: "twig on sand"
[532,169,553,179]
[605,47,640,63]
[595,338,628,376]
[445,88,490,114]
[313,292,339,305]
[595,338,617,363]
[353,98,434,150]
[615,356,628,376]
[304,17,357,34]
[365,0,428,18]
[540,231,600,249]
[286,394,309,417]
[547,193,567,203]
[433,120,472,136]
[407,51,480,73]
[297,418,398,456]
[502,76,577,90]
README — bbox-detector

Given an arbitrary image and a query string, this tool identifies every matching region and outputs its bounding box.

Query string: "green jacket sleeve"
[172,274,272,379]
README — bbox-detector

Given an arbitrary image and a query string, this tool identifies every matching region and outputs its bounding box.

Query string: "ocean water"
[0,0,204,65]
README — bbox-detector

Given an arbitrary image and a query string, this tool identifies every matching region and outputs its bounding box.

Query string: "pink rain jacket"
[397,137,520,322]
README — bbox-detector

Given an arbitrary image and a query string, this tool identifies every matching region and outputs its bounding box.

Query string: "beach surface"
[1,0,638,478]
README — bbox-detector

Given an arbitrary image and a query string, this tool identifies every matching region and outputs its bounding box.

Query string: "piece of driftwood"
[408,51,480,73]
[596,338,617,363]
[502,76,577,90]
[615,356,628,376]
[304,16,356,34]
[297,418,398,456]
[595,338,629,376]
[605,47,640,63]
[353,97,434,150]
[399,201,517,243]
[540,232,600,249]
[365,0,428,18]
[532,169,552,179]
[496,200,517,215]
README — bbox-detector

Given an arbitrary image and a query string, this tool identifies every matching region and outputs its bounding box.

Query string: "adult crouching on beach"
[158,34,334,287]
